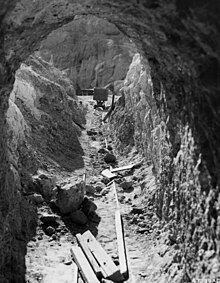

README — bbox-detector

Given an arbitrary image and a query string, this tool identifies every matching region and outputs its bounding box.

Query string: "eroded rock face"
[111,49,220,279]
[6,55,85,181]
[38,15,137,89]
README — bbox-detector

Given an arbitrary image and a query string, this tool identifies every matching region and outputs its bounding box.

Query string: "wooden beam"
[110,164,135,173]
[70,246,100,283]
[101,169,117,179]
[82,231,123,282]
[115,209,128,279]
[112,181,120,209]
[76,233,102,279]
[72,261,78,283]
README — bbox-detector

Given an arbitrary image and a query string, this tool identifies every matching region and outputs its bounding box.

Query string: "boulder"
[81,197,97,216]
[28,193,44,204]
[85,184,95,195]
[70,210,88,225]
[87,129,97,136]
[119,181,133,190]
[40,213,60,225]
[104,153,116,163]
[45,226,55,236]
[130,206,144,215]
[55,181,84,214]
[32,173,57,201]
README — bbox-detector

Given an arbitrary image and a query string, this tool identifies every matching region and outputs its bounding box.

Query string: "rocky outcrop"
[7,55,85,183]
[111,48,219,280]
[38,15,136,89]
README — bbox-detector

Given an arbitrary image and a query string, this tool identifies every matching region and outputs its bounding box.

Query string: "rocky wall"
[110,49,219,280]
[38,15,137,89]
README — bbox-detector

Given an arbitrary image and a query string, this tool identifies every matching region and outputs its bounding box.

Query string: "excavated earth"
[0,1,220,283]
[24,96,163,283]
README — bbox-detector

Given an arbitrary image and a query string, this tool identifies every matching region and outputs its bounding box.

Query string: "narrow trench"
[24,95,162,283]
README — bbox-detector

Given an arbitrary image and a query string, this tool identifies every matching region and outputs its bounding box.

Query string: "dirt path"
[25,96,173,283]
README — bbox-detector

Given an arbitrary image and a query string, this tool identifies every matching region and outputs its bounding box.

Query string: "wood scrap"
[110,164,135,173]
[101,169,117,179]
[72,261,78,283]
[76,233,102,279]
[82,230,123,282]
[70,246,100,283]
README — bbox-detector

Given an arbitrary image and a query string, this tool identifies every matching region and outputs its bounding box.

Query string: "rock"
[28,193,44,204]
[85,184,95,195]
[40,213,59,224]
[101,177,109,185]
[87,129,97,136]
[55,181,84,214]
[130,207,144,215]
[64,255,72,265]
[38,235,43,240]
[39,15,135,89]
[119,181,132,190]
[137,228,148,234]
[94,182,105,192]
[81,197,97,216]
[101,187,109,196]
[98,147,108,154]
[104,153,116,163]
[45,226,55,236]
[32,173,57,201]
[70,210,88,225]
[107,145,113,150]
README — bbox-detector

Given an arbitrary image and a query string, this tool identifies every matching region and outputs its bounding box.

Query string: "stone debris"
[70,210,88,225]
[40,213,60,225]
[119,180,132,190]
[81,197,97,216]
[28,193,44,204]
[45,226,55,236]
[104,153,116,164]
[55,181,84,214]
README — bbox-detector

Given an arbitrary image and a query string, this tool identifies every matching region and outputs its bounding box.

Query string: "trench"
[24,95,167,283]
[0,1,219,283]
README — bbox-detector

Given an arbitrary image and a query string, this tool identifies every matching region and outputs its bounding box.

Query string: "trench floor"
[25,96,174,283]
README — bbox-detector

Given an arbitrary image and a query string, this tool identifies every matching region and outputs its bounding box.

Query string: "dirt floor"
[25,96,175,283]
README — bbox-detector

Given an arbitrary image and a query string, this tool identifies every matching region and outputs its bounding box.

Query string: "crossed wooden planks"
[71,230,124,283]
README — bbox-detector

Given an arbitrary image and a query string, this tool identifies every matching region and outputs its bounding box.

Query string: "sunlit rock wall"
[111,52,220,280]
[38,15,137,89]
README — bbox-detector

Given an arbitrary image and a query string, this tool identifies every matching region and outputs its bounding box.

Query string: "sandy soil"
[25,95,174,283]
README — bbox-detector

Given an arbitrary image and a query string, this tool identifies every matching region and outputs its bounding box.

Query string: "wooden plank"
[112,181,120,209]
[82,231,123,282]
[76,233,102,279]
[110,164,135,173]
[101,169,117,179]
[72,261,78,283]
[115,209,128,279]
[105,138,108,149]
[83,173,86,184]
[70,246,100,283]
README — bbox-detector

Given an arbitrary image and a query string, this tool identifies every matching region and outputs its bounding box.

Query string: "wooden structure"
[70,246,100,283]
[82,231,123,282]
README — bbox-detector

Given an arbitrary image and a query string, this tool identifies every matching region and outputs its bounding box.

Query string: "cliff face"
[0,0,219,282]
[1,54,85,282]
[7,55,85,178]
[38,15,136,89]
[111,42,219,281]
